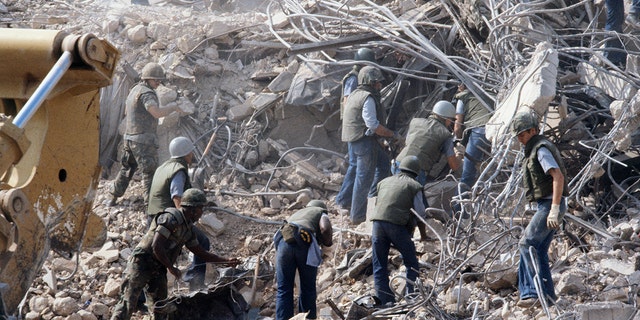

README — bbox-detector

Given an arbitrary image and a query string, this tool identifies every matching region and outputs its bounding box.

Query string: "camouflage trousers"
[110,253,168,320]
[111,140,158,202]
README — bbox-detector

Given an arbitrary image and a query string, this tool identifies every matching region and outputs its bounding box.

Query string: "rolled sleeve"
[456,100,464,114]
[156,225,172,238]
[170,171,187,199]
[537,147,559,174]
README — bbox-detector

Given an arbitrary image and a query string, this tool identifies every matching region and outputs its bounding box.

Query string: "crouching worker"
[274,200,333,320]
[111,188,241,320]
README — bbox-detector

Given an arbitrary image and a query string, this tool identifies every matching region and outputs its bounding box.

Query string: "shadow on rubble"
[164,259,274,320]
[164,286,248,320]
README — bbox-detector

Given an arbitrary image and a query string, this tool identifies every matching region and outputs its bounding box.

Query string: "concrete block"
[226,103,253,122]
[601,258,635,275]
[576,301,635,320]
[268,71,294,93]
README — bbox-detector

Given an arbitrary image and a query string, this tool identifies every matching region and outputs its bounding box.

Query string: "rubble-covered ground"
[3,0,640,319]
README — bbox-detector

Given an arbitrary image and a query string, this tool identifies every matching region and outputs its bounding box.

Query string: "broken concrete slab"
[267,70,294,93]
[577,62,634,101]
[266,138,341,192]
[486,41,558,144]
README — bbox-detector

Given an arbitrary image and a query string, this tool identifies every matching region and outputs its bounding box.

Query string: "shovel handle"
[202,117,227,158]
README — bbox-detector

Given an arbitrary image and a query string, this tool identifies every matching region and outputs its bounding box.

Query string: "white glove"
[547,204,561,229]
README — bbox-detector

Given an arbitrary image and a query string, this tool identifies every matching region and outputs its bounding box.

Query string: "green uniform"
[111,208,199,320]
[396,115,452,172]
[111,82,160,201]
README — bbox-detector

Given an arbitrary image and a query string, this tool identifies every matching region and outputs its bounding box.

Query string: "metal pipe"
[14,51,73,129]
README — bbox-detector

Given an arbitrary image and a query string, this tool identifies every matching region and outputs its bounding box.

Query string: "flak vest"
[454,90,491,129]
[341,87,386,142]
[396,116,452,172]
[147,158,192,216]
[522,135,569,201]
[125,82,158,138]
[287,206,325,240]
[371,173,423,226]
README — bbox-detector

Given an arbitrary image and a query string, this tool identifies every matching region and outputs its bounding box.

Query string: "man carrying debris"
[511,111,568,308]
[111,188,240,320]
[393,100,461,186]
[274,200,333,320]
[109,62,183,206]
[370,155,428,306]
[336,66,397,224]
[147,136,211,290]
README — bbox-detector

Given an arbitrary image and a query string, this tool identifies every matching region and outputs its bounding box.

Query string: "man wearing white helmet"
[147,136,196,220]
[147,136,211,290]
[393,100,462,185]
[109,62,183,206]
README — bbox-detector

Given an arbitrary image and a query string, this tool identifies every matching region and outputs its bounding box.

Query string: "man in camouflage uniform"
[110,189,240,320]
[147,136,211,290]
[109,62,182,206]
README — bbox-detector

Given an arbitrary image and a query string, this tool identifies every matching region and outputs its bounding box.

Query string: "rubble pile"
[2,0,640,319]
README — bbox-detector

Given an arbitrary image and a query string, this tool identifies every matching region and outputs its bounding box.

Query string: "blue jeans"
[368,146,391,197]
[460,129,491,188]
[335,137,381,223]
[604,0,626,65]
[518,198,566,302]
[183,227,211,287]
[275,237,318,320]
[371,221,419,305]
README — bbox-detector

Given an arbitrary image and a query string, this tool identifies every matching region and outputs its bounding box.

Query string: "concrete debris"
[2,0,640,319]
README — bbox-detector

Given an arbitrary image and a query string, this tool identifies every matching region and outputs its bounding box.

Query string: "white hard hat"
[432,100,456,119]
[169,136,195,158]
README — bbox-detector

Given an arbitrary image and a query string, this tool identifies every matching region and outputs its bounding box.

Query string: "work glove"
[547,204,561,229]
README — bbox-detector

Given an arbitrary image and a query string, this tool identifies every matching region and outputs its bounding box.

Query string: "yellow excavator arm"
[0,29,119,314]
